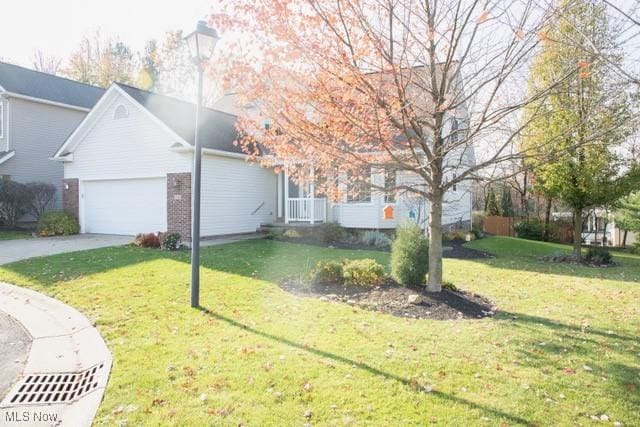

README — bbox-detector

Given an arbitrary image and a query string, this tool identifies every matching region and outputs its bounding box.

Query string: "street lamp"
[185,21,220,308]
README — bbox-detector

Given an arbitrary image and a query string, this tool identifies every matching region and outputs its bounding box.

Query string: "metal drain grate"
[7,363,105,406]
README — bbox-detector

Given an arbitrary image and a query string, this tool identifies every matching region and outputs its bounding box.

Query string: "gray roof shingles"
[116,83,243,154]
[0,62,104,109]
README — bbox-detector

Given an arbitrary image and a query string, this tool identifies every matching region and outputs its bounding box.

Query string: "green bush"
[312,222,345,244]
[361,231,392,249]
[630,243,640,255]
[513,221,544,241]
[282,229,303,239]
[309,260,343,284]
[343,259,385,286]
[391,223,429,286]
[160,232,181,250]
[38,211,79,236]
[585,247,613,265]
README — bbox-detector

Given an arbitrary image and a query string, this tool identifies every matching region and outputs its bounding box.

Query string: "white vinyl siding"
[81,178,166,235]
[65,93,191,180]
[200,155,276,236]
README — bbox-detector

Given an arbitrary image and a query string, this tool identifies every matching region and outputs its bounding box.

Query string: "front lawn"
[0,229,32,240]
[0,237,638,426]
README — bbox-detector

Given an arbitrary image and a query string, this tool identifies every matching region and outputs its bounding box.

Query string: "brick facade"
[167,173,191,240]
[62,178,79,220]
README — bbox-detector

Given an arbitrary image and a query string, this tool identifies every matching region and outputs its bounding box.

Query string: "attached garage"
[54,83,276,240]
[81,178,167,235]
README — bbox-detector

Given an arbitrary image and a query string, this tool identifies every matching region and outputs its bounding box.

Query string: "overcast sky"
[1,0,216,66]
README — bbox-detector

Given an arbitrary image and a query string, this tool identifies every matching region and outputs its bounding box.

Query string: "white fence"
[286,198,326,223]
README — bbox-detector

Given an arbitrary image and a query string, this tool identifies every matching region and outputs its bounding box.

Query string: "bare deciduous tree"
[212,0,577,290]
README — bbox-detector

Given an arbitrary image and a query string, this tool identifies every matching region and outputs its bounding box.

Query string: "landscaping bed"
[279,278,495,320]
[274,231,492,260]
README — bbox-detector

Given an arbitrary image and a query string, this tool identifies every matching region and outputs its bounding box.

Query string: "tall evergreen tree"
[522,0,637,259]
[615,192,640,247]
[486,188,501,216]
[500,186,515,217]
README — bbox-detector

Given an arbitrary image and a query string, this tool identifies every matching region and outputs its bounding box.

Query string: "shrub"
[442,281,458,292]
[0,181,32,227]
[391,223,429,286]
[513,221,544,241]
[443,230,467,242]
[133,233,161,248]
[160,232,182,251]
[472,210,485,231]
[471,228,484,240]
[585,247,613,266]
[282,229,303,239]
[630,243,640,255]
[25,182,57,220]
[342,259,385,286]
[309,260,343,284]
[312,222,345,244]
[361,231,392,249]
[38,211,79,236]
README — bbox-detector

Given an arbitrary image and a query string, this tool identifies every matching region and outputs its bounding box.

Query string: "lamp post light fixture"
[185,21,220,308]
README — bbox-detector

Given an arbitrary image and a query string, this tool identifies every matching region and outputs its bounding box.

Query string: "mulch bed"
[274,237,493,260]
[279,278,496,320]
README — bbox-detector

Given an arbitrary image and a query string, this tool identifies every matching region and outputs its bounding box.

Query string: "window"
[384,169,396,203]
[452,173,457,192]
[347,167,372,203]
[0,102,4,139]
[113,104,129,120]
[450,118,459,143]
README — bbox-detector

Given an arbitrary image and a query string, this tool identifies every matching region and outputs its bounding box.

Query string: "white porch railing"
[286,198,326,223]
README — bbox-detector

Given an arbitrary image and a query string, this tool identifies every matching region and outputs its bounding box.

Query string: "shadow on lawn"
[464,239,640,283]
[196,306,534,426]
[500,311,640,411]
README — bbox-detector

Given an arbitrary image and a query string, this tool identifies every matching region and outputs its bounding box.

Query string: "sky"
[0,0,217,67]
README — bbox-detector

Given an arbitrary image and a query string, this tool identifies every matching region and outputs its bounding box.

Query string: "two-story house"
[0,62,104,215]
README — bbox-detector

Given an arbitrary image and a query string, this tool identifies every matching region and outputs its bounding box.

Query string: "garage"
[81,177,166,235]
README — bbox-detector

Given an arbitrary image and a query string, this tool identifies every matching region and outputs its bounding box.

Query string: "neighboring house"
[54,80,472,238]
[552,208,638,247]
[0,62,104,214]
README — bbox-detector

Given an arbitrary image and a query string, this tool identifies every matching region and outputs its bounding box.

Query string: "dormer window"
[114,105,129,120]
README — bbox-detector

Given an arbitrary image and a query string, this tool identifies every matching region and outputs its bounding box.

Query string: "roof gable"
[116,84,242,154]
[54,83,244,160]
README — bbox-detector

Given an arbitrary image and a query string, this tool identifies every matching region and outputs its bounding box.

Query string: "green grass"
[0,237,638,426]
[0,230,32,240]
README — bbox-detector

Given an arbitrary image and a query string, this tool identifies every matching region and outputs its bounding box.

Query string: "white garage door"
[82,178,166,235]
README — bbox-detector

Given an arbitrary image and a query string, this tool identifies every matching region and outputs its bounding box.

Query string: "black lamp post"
[184,21,220,308]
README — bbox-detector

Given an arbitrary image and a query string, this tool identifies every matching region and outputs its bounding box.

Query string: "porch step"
[258,223,322,233]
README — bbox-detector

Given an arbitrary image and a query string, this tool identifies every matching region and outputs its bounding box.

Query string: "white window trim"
[0,102,4,140]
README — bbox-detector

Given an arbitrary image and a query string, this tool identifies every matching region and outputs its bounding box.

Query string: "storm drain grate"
[7,363,105,406]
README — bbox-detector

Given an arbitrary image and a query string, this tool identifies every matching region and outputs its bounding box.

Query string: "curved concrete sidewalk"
[0,282,112,426]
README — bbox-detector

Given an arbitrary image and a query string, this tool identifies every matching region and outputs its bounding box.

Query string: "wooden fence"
[483,216,522,237]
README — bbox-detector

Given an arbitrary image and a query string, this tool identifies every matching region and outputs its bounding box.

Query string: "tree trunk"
[543,197,552,241]
[573,209,583,260]
[427,194,443,292]
[622,230,628,248]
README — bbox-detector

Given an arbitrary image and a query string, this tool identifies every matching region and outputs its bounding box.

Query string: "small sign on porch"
[382,204,394,220]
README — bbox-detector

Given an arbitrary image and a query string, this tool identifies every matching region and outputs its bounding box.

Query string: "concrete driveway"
[0,234,132,265]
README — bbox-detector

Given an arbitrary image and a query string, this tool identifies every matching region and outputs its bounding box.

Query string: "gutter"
[2,91,91,112]
[169,144,253,161]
